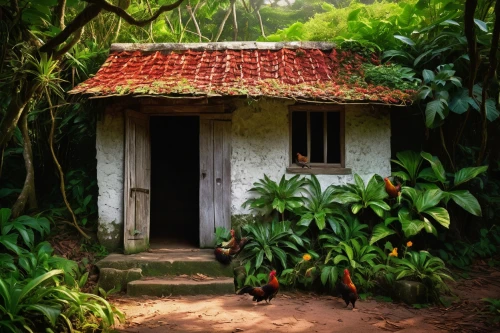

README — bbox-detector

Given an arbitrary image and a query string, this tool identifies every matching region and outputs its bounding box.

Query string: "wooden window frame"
[287,104,351,175]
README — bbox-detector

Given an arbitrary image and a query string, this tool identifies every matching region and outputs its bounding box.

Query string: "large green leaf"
[391,150,422,182]
[0,208,11,229]
[370,223,397,245]
[400,219,425,237]
[398,208,424,237]
[424,99,448,128]
[422,217,438,236]
[255,251,264,269]
[447,190,482,216]
[365,175,388,201]
[474,19,488,32]
[421,152,446,182]
[0,234,20,254]
[314,212,326,230]
[272,198,285,213]
[453,166,488,188]
[351,203,363,215]
[415,188,443,212]
[334,192,361,204]
[394,35,415,46]
[19,270,64,303]
[25,304,61,327]
[423,207,450,228]
[485,99,500,122]
[449,88,475,114]
[369,204,385,218]
[422,69,435,84]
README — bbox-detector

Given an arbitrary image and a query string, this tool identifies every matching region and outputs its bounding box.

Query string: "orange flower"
[302,254,312,261]
[389,248,398,257]
[407,241,413,247]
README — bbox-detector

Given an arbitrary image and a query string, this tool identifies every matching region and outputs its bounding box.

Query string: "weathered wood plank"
[214,121,223,234]
[221,121,231,233]
[286,167,352,175]
[199,119,214,248]
[290,104,344,111]
[124,110,150,254]
[141,105,224,114]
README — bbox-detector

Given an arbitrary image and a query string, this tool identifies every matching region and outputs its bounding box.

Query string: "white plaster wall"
[231,101,391,215]
[96,109,124,247]
[344,104,392,181]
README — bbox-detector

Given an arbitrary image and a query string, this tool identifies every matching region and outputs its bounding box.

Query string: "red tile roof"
[69,42,415,104]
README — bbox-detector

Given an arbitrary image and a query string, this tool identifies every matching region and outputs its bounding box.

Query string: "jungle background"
[0,0,500,331]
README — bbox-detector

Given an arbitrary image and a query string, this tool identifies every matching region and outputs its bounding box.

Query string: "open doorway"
[150,116,200,248]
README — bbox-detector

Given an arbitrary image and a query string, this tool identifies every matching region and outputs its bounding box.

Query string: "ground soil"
[110,259,500,333]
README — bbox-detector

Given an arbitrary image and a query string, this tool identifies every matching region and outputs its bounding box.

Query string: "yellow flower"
[389,247,398,257]
[302,253,312,261]
[407,241,413,247]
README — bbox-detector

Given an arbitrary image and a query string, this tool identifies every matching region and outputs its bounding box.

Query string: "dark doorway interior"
[150,116,199,247]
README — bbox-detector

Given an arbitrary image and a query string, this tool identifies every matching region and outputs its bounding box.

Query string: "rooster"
[384,177,401,198]
[337,268,358,309]
[296,152,311,168]
[237,270,279,304]
[214,230,248,264]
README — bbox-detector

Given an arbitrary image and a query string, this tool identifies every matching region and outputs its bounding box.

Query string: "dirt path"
[110,261,500,333]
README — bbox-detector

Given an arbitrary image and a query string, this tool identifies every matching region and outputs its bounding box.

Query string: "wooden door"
[199,118,231,248]
[124,110,151,254]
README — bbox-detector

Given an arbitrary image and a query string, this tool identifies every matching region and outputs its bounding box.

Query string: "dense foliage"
[237,169,496,304]
[0,0,499,327]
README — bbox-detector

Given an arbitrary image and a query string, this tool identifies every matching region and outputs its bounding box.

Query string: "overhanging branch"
[40,0,185,56]
[85,0,184,27]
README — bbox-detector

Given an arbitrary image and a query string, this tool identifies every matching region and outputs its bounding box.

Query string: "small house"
[70,42,413,254]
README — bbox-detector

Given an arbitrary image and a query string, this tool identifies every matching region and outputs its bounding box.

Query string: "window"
[288,105,350,174]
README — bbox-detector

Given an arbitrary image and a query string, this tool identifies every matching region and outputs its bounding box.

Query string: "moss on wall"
[97,220,123,252]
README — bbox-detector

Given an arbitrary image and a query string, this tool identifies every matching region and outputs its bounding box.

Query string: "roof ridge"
[110,41,337,53]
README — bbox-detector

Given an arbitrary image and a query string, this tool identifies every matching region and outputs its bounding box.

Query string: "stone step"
[127,276,235,297]
[96,249,234,277]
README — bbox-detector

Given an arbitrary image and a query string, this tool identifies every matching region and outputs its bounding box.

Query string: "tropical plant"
[17,242,78,280]
[0,208,50,252]
[322,235,384,291]
[238,261,269,288]
[333,174,390,218]
[65,168,98,227]
[319,213,369,244]
[295,175,340,230]
[391,150,424,187]
[371,150,489,245]
[0,270,67,332]
[362,63,421,90]
[419,152,487,215]
[240,219,303,271]
[389,250,454,302]
[214,226,232,246]
[0,268,122,332]
[280,252,317,288]
[418,63,464,129]
[242,174,306,221]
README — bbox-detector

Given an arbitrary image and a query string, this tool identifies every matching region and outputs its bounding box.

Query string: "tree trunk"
[232,1,238,41]
[214,0,235,42]
[11,110,37,218]
[0,84,36,149]
[187,4,203,42]
[54,0,66,30]
[46,89,90,240]
[477,0,500,165]
[255,9,266,38]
